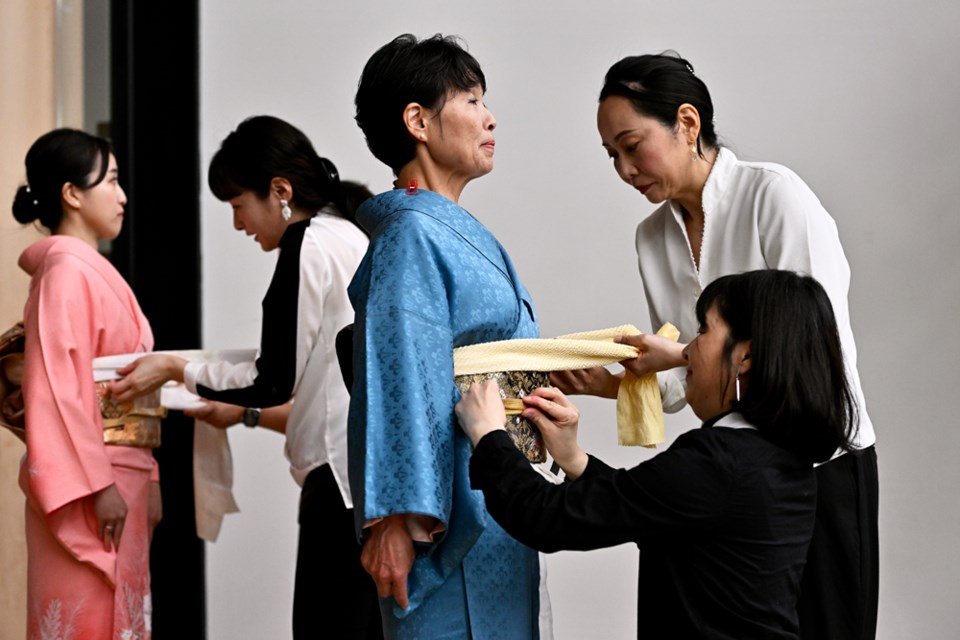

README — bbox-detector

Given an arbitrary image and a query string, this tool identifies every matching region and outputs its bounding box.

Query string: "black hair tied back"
[11,128,112,232]
[317,156,340,186]
[12,185,41,225]
[208,115,371,235]
[599,51,719,156]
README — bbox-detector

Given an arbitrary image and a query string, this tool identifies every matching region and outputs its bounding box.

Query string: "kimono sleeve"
[23,260,115,515]
[349,215,458,526]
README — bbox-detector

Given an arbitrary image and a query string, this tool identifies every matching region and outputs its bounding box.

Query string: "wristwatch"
[242,407,261,428]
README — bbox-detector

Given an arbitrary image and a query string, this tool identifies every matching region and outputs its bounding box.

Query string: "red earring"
[406,180,418,195]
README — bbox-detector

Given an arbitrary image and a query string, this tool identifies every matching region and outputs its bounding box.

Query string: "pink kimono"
[19,235,157,640]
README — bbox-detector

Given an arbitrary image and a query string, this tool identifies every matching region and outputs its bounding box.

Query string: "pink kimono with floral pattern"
[19,235,157,640]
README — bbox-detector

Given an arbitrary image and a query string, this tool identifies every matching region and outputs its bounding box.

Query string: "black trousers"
[798,446,879,640]
[293,464,383,640]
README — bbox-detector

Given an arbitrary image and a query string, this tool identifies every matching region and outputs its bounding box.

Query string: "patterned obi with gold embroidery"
[96,382,165,448]
[454,370,549,463]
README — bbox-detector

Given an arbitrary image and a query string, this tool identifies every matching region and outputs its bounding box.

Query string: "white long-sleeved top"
[636,148,875,449]
[183,211,368,503]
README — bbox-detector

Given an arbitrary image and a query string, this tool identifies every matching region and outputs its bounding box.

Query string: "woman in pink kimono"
[12,129,161,639]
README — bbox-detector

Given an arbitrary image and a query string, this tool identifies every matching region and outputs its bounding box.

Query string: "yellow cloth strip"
[617,323,681,448]
[453,324,638,375]
[501,398,526,415]
[453,323,680,447]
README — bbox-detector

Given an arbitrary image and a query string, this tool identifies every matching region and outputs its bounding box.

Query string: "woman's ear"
[734,340,752,374]
[676,103,702,147]
[403,102,428,142]
[61,182,82,210]
[270,177,293,202]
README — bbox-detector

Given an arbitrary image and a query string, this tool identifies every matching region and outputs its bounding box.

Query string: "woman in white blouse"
[112,116,380,639]
[553,53,878,640]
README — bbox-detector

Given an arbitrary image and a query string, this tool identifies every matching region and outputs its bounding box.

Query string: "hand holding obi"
[520,387,588,479]
[455,379,508,447]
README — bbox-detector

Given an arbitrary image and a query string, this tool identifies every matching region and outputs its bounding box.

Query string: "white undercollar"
[712,412,757,431]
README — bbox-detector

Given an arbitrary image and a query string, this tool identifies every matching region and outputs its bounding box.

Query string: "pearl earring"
[280,199,292,221]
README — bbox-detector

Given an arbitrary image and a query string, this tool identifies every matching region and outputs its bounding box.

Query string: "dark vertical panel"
[110,1,205,637]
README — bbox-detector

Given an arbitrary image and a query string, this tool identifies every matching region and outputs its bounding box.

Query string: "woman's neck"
[395,159,469,204]
[55,217,100,249]
[286,207,313,225]
[674,146,719,220]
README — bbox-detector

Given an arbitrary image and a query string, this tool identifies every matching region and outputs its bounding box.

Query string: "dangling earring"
[735,363,742,402]
[691,145,699,160]
[280,199,292,221]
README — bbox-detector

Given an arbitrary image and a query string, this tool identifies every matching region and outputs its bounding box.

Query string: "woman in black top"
[456,269,857,639]
[111,116,379,639]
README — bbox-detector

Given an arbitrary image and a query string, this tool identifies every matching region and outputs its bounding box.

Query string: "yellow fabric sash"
[453,323,680,447]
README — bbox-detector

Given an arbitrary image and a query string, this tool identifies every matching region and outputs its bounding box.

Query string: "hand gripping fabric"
[453,323,680,447]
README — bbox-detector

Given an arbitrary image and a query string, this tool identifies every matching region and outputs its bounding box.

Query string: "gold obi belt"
[96,382,165,448]
[0,323,165,448]
[453,324,680,458]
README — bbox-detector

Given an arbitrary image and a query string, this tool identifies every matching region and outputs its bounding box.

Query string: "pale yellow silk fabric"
[453,324,680,447]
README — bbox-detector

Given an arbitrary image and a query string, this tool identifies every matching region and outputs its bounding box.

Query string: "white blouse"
[636,148,875,449]
[184,211,368,504]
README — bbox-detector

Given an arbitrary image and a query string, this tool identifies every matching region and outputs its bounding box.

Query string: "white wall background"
[199,1,960,638]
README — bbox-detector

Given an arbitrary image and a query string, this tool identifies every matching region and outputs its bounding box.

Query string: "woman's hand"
[93,484,127,552]
[455,379,507,447]
[550,367,622,398]
[147,482,162,543]
[522,387,589,480]
[111,354,187,404]
[616,334,687,377]
[361,514,415,609]
[184,401,244,429]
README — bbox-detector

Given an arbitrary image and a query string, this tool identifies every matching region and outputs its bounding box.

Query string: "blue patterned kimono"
[347,189,540,639]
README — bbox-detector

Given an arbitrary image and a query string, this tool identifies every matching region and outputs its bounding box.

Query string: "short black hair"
[355,33,486,174]
[600,53,718,158]
[208,115,360,226]
[12,128,112,232]
[697,270,858,464]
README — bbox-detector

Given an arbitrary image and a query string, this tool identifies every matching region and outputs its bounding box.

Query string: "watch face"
[243,408,260,427]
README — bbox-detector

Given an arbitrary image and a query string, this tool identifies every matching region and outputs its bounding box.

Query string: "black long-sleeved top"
[182,212,368,491]
[469,413,816,639]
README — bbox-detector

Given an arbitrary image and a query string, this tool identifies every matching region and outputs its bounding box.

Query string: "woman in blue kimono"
[348,34,541,639]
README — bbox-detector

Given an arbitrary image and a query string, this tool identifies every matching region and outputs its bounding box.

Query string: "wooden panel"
[0,2,57,638]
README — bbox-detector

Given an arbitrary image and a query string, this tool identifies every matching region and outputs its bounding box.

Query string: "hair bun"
[11,185,41,224]
[316,156,340,185]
